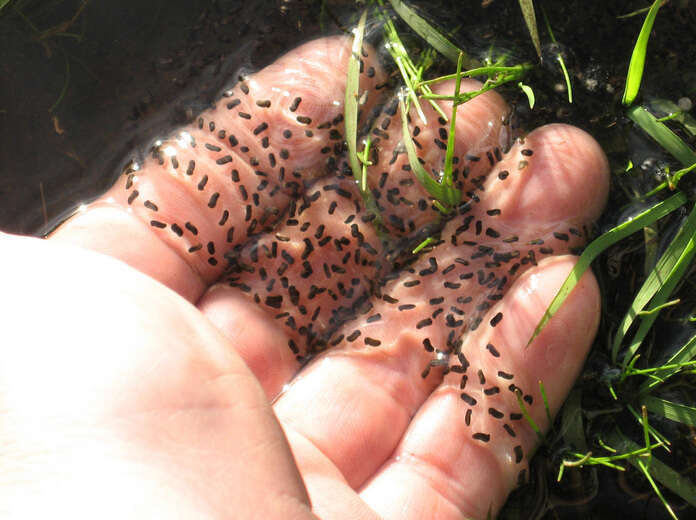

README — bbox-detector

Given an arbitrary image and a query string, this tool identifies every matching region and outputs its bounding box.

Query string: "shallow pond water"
[1,1,695,518]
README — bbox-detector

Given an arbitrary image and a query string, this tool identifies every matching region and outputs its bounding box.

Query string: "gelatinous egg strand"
[113,36,588,485]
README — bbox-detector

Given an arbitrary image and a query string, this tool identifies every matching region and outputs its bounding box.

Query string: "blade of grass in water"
[398,93,459,207]
[640,162,696,200]
[617,2,665,20]
[628,106,696,167]
[627,403,670,450]
[652,99,696,137]
[518,0,542,60]
[642,396,696,427]
[441,52,464,192]
[619,219,696,370]
[376,3,448,123]
[418,64,532,88]
[540,3,573,103]
[622,0,663,106]
[606,429,696,509]
[387,0,475,66]
[640,332,696,392]
[528,192,687,347]
[379,3,428,123]
[345,10,367,191]
[636,458,678,520]
[518,81,536,109]
[344,11,383,227]
[560,389,588,452]
[343,10,383,228]
[557,56,573,103]
[419,63,533,109]
[539,380,553,427]
[515,389,544,441]
[612,202,696,364]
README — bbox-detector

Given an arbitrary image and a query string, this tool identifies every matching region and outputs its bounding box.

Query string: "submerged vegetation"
[344,0,696,518]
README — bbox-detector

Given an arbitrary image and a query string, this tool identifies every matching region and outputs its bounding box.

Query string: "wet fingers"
[358,257,601,520]
[273,122,608,491]
[49,36,386,302]
[198,175,384,396]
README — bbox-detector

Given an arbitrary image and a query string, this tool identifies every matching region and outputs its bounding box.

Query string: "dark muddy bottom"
[1,1,695,519]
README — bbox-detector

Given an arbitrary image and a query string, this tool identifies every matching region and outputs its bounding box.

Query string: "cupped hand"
[2,36,608,519]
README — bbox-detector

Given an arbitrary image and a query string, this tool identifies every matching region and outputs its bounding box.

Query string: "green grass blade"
[0,0,10,12]
[528,192,687,347]
[518,81,535,109]
[607,429,696,508]
[398,94,459,205]
[379,6,428,123]
[640,162,696,201]
[652,99,696,137]
[628,106,696,167]
[560,389,588,452]
[515,389,544,441]
[627,403,671,449]
[612,202,696,363]
[344,11,384,228]
[641,456,696,509]
[637,299,680,316]
[557,54,573,103]
[539,380,553,427]
[387,0,473,66]
[636,458,678,520]
[418,64,532,88]
[540,3,573,103]
[518,0,541,60]
[442,52,464,191]
[622,0,662,106]
[345,10,367,190]
[617,4,659,19]
[620,223,696,369]
[643,396,696,427]
[641,332,696,392]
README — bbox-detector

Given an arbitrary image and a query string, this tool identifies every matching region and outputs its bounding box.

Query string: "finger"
[273,124,608,489]
[196,82,510,396]
[358,257,600,520]
[49,36,386,302]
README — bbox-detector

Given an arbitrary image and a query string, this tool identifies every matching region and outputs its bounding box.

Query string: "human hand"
[3,35,608,519]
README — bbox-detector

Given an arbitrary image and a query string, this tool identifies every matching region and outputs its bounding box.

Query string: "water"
[1,1,695,518]
[0,0,322,234]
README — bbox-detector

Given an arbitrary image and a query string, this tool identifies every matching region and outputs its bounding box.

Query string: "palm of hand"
[9,36,611,519]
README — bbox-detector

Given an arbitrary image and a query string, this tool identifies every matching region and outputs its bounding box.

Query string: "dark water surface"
[1,1,695,519]
[0,0,330,233]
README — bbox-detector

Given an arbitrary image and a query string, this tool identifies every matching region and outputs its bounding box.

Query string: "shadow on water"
[0,0,332,234]
[1,1,695,518]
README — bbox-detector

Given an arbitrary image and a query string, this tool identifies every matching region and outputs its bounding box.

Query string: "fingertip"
[431,78,511,153]
[491,123,610,227]
[540,123,610,222]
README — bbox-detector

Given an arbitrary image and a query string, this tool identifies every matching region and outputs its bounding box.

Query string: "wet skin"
[0,36,608,519]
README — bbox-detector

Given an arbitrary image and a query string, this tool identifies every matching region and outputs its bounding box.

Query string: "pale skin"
[0,36,609,519]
